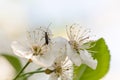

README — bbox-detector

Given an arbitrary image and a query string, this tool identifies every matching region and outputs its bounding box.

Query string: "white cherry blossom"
[66,24,97,69]
[11,27,53,67]
[45,56,73,80]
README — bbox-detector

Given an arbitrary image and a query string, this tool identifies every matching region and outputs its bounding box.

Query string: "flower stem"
[19,70,45,78]
[13,59,32,80]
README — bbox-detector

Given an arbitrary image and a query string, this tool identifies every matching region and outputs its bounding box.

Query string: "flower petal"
[47,37,68,66]
[32,51,55,68]
[61,58,73,80]
[31,56,48,68]
[11,41,33,59]
[52,37,68,56]
[66,43,82,66]
[49,73,58,80]
[80,50,97,69]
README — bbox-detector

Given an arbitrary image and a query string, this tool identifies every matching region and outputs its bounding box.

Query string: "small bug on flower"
[39,23,52,45]
[44,23,52,45]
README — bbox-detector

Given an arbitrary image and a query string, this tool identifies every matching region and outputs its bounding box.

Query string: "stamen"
[79,37,89,42]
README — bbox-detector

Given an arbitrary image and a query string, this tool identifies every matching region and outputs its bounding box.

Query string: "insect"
[44,23,52,45]
[38,23,52,45]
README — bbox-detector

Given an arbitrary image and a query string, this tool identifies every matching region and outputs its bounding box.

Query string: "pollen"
[32,45,43,56]
[55,66,62,74]
[69,41,80,54]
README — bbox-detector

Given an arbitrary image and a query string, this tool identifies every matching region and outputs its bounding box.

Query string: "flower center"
[55,66,62,74]
[32,45,43,56]
[45,66,62,77]
[70,41,80,54]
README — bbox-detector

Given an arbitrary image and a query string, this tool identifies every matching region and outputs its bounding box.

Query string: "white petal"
[49,73,58,80]
[52,37,68,56]
[48,37,68,65]
[53,55,66,67]
[61,58,73,80]
[66,43,82,66]
[32,51,55,67]
[80,50,97,69]
[31,56,48,68]
[61,73,72,80]
[11,41,33,59]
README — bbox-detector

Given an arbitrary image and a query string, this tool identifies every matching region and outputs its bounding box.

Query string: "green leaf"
[73,64,87,80]
[73,38,110,80]
[1,54,28,80]
[1,54,22,73]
